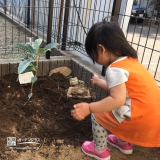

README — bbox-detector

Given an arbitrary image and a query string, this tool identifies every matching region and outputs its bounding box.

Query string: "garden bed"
[0,57,159,160]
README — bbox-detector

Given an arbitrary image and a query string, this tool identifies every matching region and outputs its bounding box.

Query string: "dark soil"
[0,73,93,159]
[0,73,159,160]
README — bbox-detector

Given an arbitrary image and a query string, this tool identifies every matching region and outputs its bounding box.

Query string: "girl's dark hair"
[85,17,138,63]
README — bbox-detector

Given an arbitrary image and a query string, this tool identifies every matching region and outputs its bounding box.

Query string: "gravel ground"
[0,14,28,59]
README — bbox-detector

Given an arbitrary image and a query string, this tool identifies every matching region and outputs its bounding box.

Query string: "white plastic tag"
[19,72,34,84]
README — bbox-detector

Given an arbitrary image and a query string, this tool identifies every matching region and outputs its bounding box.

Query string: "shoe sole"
[81,147,111,160]
[107,140,133,154]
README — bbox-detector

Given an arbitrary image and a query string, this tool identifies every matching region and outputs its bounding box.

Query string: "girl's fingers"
[71,106,84,120]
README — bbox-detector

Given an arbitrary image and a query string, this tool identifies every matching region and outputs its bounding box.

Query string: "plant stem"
[36,53,39,74]
[30,53,39,93]
[30,82,33,93]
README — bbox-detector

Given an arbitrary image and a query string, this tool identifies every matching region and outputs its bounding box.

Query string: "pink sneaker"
[81,141,111,160]
[107,134,133,154]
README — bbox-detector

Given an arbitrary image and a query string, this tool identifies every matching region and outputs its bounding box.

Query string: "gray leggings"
[91,114,109,150]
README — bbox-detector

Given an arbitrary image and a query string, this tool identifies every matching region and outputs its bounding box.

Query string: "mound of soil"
[0,73,159,160]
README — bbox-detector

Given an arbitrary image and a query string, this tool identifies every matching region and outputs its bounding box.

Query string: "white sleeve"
[105,67,129,89]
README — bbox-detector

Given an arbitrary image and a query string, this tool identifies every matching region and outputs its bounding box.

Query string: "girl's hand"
[90,74,100,86]
[71,103,91,120]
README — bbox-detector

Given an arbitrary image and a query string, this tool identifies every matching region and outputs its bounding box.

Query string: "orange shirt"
[94,57,160,147]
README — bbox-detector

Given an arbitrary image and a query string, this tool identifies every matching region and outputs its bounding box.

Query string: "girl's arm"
[91,74,109,91]
[71,82,126,120]
[89,82,126,113]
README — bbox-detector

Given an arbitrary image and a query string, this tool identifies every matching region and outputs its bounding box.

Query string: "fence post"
[111,0,122,21]
[27,0,30,28]
[32,0,35,29]
[101,0,122,76]
[57,0,64,43]
[4,0,6,14]
[61,0,70,50]
[46,0,54,59]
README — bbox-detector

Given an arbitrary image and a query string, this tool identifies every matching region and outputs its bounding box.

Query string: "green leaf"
[29,62,34,67]
[13,43,34,55]
[24,44,35,53]
[24,44,36,60]
[34,39,43,53]
[22,65,37,73]
[13,43,26,51]
[14,55,21,59]
[44,43,59,51]
[37,48,45,55]
[31,76,37,83]
[18,59,33,74]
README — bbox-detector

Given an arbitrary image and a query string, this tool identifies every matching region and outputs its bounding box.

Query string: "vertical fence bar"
[37,0,40,37]
[57,0,64,43]
[32,0,35,29]
[27,0,30,28]
[46,0,54,59]
[4,0,7,55]
[154,56,160,79]
[101,0,122,76]
[4,0,6,14]
[61,0,70,50]
[111,0,122,21]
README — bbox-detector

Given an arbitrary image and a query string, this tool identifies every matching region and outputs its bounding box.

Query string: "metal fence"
[0,0,160,85]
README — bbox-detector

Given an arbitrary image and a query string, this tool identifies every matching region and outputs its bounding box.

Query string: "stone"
[67,86,91,99]
[70,77,78,86]
[49,66,72,77]
[78,80,86,88]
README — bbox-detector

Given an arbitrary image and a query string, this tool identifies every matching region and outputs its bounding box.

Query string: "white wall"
[67,0,114,45]
[67,0,134,44]
[119,0,134,36]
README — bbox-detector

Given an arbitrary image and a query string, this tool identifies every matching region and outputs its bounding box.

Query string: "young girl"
[71,17,160,160]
